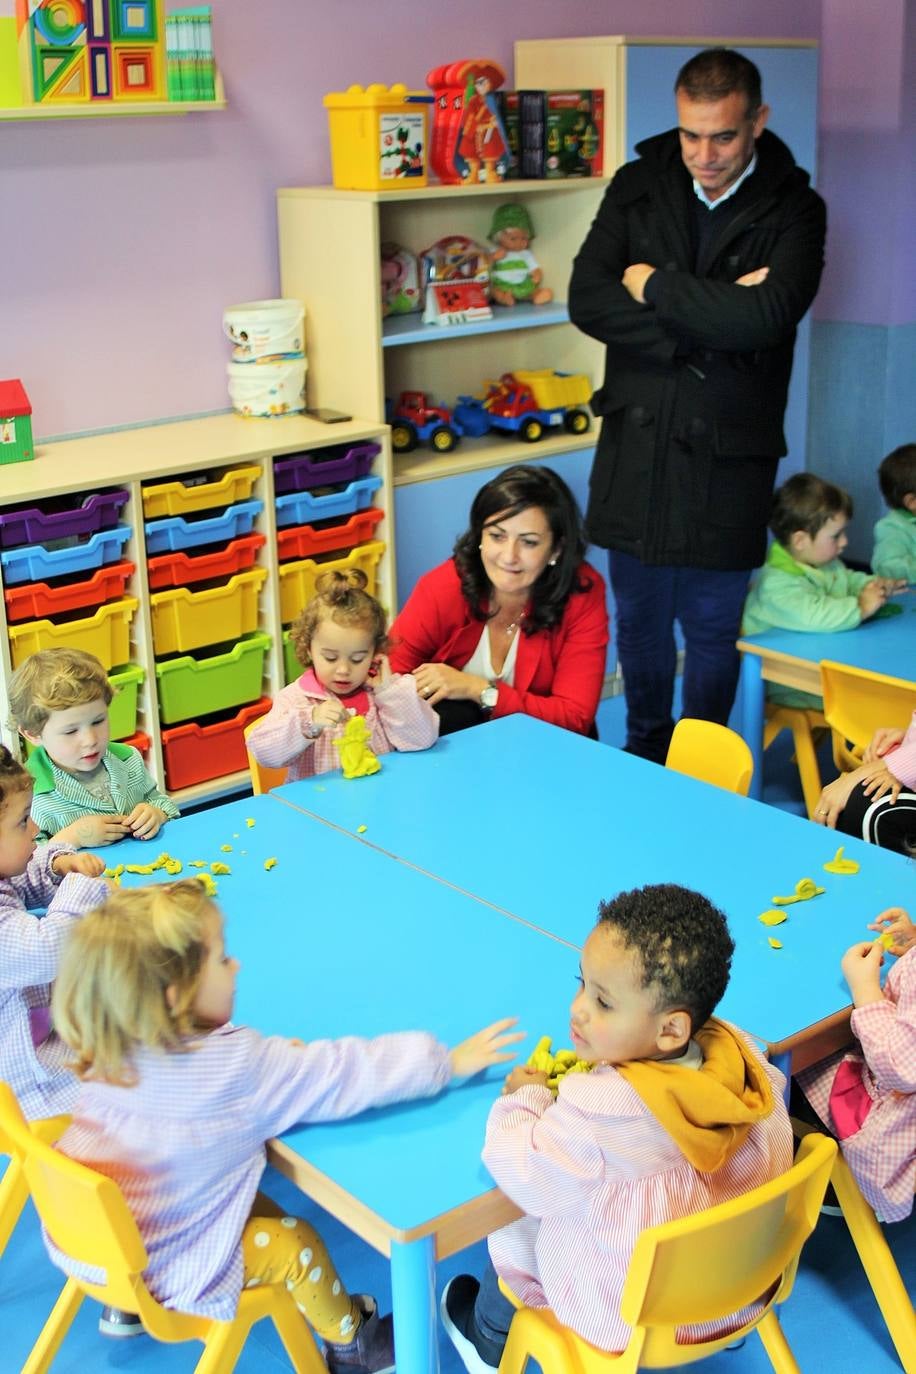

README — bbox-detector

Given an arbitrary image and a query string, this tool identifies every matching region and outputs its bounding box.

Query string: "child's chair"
[0,1111,69,1262]
[664,719,754,796]
[762,704,827,818]
[0,1082,325,1374]
[819,660,915,775]
[792,1115,916,1374]
[497,1131,837,1374]
[243,719,287,795]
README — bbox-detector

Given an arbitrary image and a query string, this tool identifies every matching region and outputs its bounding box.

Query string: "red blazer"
[388,558,609,734]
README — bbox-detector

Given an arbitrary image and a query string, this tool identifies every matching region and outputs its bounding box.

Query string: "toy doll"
[455,62,508,184]
[488,204,553,307]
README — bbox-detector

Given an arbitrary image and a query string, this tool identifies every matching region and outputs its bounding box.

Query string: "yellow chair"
[762,704,827,819]
[497,1132,837,1374]
[792,1116,916,1374]
[0,1111,69,1261]
[664,718,754,796]
[243,718,287,795]
[820,660,915,775]
[0,1083,325,1374]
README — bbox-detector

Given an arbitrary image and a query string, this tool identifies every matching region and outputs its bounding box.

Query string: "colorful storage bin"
[156,632,272,725]
[147,533,266,591]
[3,560,135,622]
[1,526,132,585]
[278,541,385,624]
[109,664,145,741]
[275,477,381,529]
[274,443,380,494]
[161,698,271,790]
[144,500,263,556]
[8,597,139,670]
[121,728,151,759]
[283,628,299,684]
[0,490,128,548]
[142,466,261,520]
[150,568,267,656]
[277,508,383,563]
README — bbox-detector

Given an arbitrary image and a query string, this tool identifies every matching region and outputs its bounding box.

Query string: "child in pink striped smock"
[247,569,438,782]
[47,879,521,1369]
[442,884,793,1369]
[795,907,916,1223]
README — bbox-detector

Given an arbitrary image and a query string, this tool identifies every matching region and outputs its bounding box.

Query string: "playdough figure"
[333,714,381,779]
[488,204,553,307]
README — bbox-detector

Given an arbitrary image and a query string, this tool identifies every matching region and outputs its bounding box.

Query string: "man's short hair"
[675,47,763,116]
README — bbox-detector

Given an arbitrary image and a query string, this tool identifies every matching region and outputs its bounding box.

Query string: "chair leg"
[0,1157,28,1259]
[499,1308,582,1373]
[195,1318,250,1374]
[755,1311,802,1374]
[789,721,823,819]
[21,1279,85,1374]
[270,1292,328,1373]
[830,1156,916,1374]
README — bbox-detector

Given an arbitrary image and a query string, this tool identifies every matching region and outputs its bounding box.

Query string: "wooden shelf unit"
[0,70,225,120]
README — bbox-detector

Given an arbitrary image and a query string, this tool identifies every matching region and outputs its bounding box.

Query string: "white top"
[463,623,520,686]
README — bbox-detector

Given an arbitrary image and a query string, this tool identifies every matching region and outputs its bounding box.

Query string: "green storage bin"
[156,632,272,725]
[283,628,300,684]
[108,664,145,740]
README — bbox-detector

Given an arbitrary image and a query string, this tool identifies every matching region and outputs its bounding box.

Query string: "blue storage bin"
[0,525,132,585]
[275,477,381,529]
[144,500,263,555]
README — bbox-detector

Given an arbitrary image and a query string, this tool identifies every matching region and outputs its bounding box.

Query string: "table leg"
[770,1048,792,1107]
[391,1235,438,1374]
[739,655,764,800]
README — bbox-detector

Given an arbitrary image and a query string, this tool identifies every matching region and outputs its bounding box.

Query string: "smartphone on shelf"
[306,407,352,423]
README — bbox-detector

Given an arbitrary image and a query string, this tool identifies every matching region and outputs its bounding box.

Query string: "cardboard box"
[516,90,604,179]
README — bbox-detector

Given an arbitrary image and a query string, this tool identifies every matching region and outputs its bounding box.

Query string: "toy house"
[0,380,33,465]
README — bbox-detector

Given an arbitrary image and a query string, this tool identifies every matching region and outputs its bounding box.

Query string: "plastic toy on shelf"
[426,58,509,185]
[488,204,553,308]
[454,369,592,443]
[421,234,491,327]
[386,391,464,454]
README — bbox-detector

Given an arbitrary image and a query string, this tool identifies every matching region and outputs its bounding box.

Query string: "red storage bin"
[121,729,152,759]
[277,507,384,562]
[3,561,135,622]
[147,534,266,590]
[161,698,271,790]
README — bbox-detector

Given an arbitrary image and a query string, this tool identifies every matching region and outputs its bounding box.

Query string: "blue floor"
[5,696,914,1371]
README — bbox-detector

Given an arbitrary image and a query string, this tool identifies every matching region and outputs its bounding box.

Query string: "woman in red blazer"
[388,465,610,735]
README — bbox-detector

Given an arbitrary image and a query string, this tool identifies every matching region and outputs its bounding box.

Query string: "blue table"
[737,589,916,797]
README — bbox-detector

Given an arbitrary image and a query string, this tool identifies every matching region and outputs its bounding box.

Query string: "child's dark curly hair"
[290,569,388,669]
[0,744,32,814]
[597,884,734,1032]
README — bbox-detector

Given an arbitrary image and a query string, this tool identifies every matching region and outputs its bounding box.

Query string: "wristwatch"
[480,684,499,711]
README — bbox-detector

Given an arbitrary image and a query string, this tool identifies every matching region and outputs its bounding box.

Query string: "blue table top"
[274,716,912,1054]
[738,588,916,681]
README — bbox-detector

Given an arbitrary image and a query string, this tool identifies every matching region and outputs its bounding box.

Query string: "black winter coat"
[569,127,826,570]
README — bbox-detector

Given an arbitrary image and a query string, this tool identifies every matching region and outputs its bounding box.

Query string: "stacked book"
[166,6,216,102]
[497,89,604,179]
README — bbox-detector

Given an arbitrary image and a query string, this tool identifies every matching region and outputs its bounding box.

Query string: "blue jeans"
[609,552,752,764]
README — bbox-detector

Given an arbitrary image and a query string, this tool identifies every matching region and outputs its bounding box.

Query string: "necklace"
[491,603,526,636]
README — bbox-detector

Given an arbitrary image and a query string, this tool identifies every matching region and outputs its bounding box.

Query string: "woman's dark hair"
[452,465,588,633]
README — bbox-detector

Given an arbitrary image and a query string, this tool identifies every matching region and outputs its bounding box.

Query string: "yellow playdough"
[758,909,787,927]
[768,937,783,949]
[823,845,860,875]
[264,857,278,871]
[527,1035,592,1094]
[333,715,381,779]
[771,877,825,905]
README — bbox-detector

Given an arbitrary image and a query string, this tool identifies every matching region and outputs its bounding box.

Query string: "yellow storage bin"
[279,541,385,624]
[323,84,429,189]
[142,465,262,519]
[150,568,267,656]
[9,598,139,671]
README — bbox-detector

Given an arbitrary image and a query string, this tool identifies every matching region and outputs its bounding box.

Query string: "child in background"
[794,907,916,1222]
[9,648,179,846]
[873,443,916,584]
[442,885,792,1369]
[247,569,438,781]
[0,744,107,1120]
[741,473,906,708]
[47,880,521,1369]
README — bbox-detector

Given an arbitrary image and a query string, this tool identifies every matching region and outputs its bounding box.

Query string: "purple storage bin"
[0,490,129,549]
[273,443,380,494]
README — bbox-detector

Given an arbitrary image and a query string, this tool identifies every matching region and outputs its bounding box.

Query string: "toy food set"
[499,89,604,179]
[487,203,552,307]
[323,83,432,189]
[420,235,492,326]
[380,242,422,316]
[426,58,510,185]
[0,379,33,465]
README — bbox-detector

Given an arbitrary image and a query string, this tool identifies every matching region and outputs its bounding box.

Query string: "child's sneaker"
[98,1305,144,1337]
[324,1294,395,1374]
[440,1275,501,1373]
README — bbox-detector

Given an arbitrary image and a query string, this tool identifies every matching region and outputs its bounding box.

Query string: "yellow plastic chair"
[0,1110,69,1261]
[243,719,287,796]
[762,704,827,819]
[497,1132,837,1374]
[820,660,915,775]
[792,1116,916,1374]
[0,1083,325,1374]
[664,718,754,796]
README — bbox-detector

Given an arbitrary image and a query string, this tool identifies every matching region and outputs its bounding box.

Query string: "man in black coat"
[569,47,826,763]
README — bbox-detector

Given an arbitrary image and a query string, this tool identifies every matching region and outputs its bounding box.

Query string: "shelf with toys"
[0,71,226,120]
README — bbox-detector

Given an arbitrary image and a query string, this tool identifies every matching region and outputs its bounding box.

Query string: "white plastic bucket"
[223,298,305,362]
[227,359,307,417]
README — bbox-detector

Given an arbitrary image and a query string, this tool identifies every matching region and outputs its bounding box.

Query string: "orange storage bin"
[147,534,266,591]
[121,728,152,759]
[3,561,135,622]
[277,508,383,563]
[161,698,271,790]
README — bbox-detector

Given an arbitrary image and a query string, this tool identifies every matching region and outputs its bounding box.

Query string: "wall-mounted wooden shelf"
[0,70,225,120]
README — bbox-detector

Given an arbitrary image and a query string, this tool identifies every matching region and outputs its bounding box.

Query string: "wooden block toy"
[15,0,164,105]
[0,379,33,465]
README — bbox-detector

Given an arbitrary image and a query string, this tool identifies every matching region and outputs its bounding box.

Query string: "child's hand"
[125,804,168,840]
[449,1017,524,1079]
[311,699,350,732]
[868,907,916,958]
[877,576,908,596]
[502,1064,550,1096]
[858,580,887,619]
[841,940,885,1007]
[369,653,391,686]
[51,851,107,879]
[863,727,906,763]
[735,265,769,286]
[57,815,132,848]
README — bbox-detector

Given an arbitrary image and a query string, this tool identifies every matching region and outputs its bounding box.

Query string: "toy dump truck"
[454,369,592,443]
